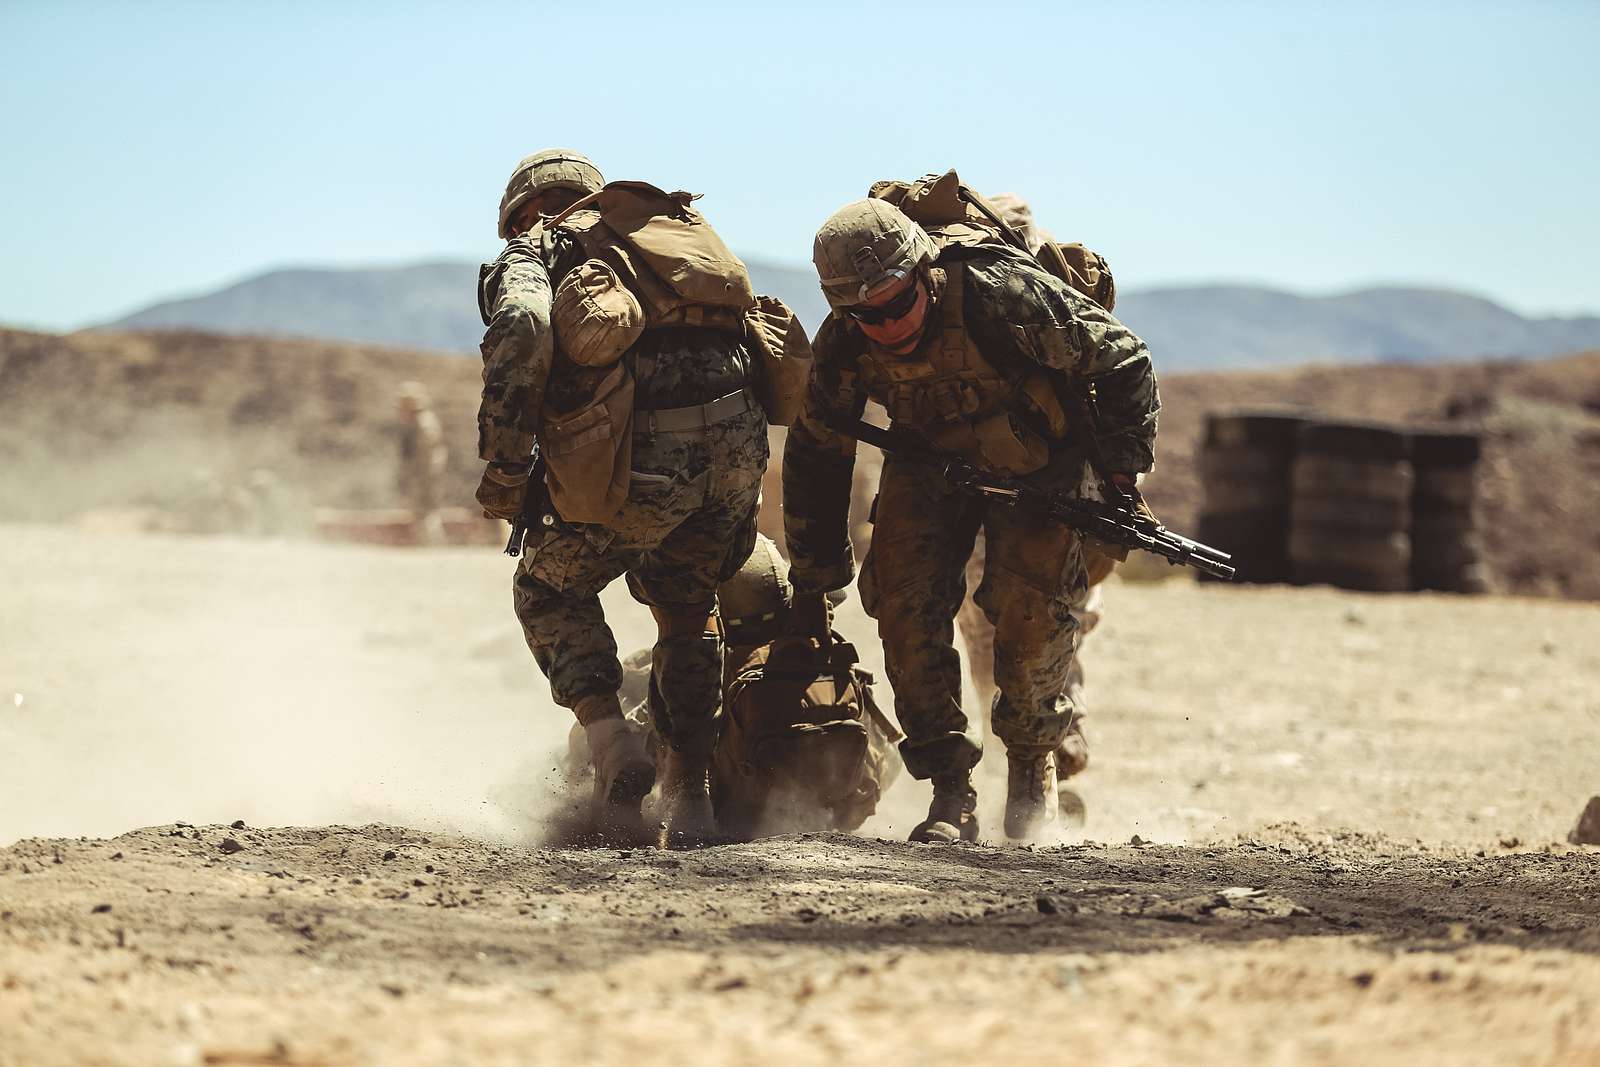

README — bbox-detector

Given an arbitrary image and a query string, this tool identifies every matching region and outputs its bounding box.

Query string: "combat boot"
[574,693,655,843]
[1004,747,1059,840]
[659,745,718,848]
[909,773,979,844]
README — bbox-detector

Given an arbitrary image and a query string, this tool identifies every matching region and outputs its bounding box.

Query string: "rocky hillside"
[103,259,830,358]
[100,261,1600,371]
[2,326,1596,598]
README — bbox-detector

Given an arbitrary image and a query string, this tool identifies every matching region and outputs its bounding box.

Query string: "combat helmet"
[813,199,938,311]
[497,149,605,238]
[716,534,793,647]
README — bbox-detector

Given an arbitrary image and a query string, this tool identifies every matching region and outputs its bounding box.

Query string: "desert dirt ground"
[3,522,1599,1066]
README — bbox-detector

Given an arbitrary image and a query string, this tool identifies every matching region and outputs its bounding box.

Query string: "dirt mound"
[3,823,1598,1067]
[3,326,1596,597]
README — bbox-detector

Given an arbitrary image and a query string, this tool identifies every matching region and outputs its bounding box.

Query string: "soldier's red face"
[850,273,930,353]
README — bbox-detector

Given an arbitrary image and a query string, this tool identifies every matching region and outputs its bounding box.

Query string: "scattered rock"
[1216,891,1308,920]
[1036,894,1063,915]
[381,850,397,862]
[1569,797,1600,845]
[217,839,245,855]
[230,820,246,830]
[91,903,112,914]
[1129,835,1147,847]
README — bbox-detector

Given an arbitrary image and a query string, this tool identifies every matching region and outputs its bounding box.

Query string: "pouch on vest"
[552,259,646,368]
[539,363,635,525]
[712,637,900,837]
[594,182,756,313]
[743,294,814,426]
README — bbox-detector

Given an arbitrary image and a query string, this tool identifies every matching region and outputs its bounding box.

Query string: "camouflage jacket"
[782,243,1161,594]
[476,223,754,465]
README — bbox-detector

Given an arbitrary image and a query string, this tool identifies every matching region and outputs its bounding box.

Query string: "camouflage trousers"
[860,454,1089,779]
[513,407,767,746]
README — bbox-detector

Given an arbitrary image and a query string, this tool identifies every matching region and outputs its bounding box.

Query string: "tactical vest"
[854,258,1074,476]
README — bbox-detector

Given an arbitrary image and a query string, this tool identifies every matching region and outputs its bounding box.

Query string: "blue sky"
[2,0,1596,331]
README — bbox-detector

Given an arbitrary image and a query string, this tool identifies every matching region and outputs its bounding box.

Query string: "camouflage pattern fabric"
[477,228,755,462]
[858,453,1088,777]
[783,242,1159,779]
[784,242,1160,595]
[477,233,555,464]
[482,210,768,752]
[958,543,1102,776]
[512,406,767,746]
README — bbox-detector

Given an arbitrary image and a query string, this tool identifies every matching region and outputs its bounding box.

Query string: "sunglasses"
[845,276,923,326]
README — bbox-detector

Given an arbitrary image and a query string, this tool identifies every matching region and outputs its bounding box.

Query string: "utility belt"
[541,374,758,527]
[635,387,756,435]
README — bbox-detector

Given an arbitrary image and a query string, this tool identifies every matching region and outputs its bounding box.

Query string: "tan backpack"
[869,170,1117,311]
[539,182,763,524]
[712,637,901,839]
[743,294,814,426]
[556,181,757,330]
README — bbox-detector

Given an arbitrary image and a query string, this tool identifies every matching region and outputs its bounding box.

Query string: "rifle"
[833,418,1236,581]
[502,446,549,557]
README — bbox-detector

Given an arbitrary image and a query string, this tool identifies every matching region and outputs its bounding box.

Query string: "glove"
[476,462,529,521]
[1107,472,1158,524]
[788,591,832,641]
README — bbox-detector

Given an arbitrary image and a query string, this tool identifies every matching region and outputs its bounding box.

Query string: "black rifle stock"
[833,418,1236,581]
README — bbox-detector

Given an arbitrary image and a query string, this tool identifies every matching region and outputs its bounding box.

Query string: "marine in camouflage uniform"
[960,192,1106,821]
[476,149,767,844]
[784,197,1159,842]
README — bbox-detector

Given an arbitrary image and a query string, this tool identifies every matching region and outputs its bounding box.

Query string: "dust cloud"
[0,524,589,846]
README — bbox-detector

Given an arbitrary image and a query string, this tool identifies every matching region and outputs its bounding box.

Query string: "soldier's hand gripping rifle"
[502,446,548,557]
[830,418,1236,580]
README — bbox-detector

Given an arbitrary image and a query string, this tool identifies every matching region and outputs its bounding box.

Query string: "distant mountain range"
[101,258,1600,371]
